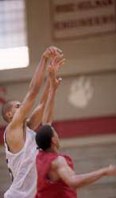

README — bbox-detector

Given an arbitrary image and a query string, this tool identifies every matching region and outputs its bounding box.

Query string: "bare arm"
[9,47,62,129]
[27,52,65,130]
[42,83,57,125]
[9,54,48,128]
[27,79,50,130]
[28,54,65,129]
[52,156,116,189]
[42,55,65,125]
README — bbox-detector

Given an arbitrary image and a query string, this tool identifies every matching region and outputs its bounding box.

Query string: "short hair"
[35,125,54,151]
[1,100,13,122]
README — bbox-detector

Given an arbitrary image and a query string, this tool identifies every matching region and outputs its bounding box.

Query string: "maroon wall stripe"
[0,116,116,144]
[53,116,116,138]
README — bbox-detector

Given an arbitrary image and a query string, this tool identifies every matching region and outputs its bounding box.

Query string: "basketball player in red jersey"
[35,125,116,198]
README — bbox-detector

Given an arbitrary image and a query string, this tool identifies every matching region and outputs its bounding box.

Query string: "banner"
[51,0,116,39]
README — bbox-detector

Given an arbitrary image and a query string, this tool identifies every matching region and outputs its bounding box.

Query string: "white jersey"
[4,127,38,198]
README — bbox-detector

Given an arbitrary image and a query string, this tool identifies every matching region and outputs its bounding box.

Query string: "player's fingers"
[56,58,66,72]
[53,54,64,65]
[46,46,56,57]
[58,58,66,66]
[48,66,56,79]
[44,46,63,59]
[49,56,58,66]
[58,77,62,82]
[52,47,63,57]
[54,47,63,55]
[56,77,62,87]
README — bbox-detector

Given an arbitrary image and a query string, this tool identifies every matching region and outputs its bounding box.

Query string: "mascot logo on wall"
[68,77,94,108]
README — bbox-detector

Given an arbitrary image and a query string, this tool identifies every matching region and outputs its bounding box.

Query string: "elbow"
[68,177,83,189]
[67,178,78,189]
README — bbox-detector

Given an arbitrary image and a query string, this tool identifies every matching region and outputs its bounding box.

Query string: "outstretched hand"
[106,165,116,176]
[49,54,65,73]
[48,65,62,90]
[47,54,65,90]
[43,46,63,60]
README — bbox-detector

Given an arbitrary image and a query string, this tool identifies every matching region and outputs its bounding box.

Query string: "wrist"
[101,167,108,176]
[49,89,56,98]
[41,54,49,62]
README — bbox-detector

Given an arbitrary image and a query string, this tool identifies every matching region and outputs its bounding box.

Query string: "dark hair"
[36,125,54,151]
[1,100,13,122]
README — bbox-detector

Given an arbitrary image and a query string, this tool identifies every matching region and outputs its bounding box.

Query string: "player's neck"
[46,146,58,153]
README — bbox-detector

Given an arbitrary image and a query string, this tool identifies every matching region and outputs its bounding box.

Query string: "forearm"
[27,79,50,130]
[39,79,50,104]
[29,45,63,93]
[29,55,48,93]
[42,89,56,125]
[72,167,108,189]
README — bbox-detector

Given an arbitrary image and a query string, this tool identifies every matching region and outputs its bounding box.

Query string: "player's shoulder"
[6,121,18,132]
[52,155,67,169]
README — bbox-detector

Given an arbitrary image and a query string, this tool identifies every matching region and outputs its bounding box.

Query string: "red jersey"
[35,151,77,198]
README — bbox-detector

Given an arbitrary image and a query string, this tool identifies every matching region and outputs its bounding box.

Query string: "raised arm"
[52,156,116,189]
[42,55,65,125]
[9,47,62,128]
[27,78,50,131]
[27,54,65,130]
[41,77,60,125]
[9,50,48,128]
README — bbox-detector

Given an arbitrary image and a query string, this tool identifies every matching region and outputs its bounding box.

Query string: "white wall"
[0,0,116,82]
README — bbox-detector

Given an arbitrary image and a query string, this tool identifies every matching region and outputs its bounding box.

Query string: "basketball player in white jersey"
[2,46,65,198]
